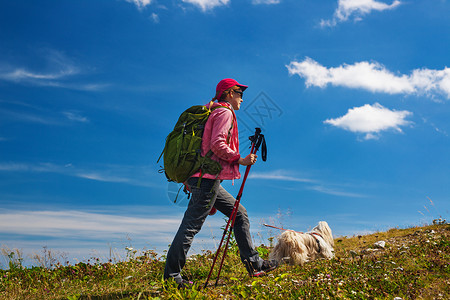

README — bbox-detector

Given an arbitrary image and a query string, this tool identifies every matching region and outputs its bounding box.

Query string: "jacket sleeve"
[210,109,241,163]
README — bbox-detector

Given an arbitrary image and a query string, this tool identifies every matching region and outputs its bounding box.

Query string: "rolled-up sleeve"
[210,109,240,163]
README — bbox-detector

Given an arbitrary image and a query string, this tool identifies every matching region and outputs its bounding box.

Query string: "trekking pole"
[204,128,266,288]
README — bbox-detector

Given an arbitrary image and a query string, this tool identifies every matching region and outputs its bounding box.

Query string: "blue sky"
[1,0,449,267]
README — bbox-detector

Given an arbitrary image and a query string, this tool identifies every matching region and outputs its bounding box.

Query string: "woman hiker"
[163,78,278,288]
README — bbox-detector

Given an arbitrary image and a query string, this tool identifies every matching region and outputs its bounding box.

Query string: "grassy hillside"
[1,222,449,299]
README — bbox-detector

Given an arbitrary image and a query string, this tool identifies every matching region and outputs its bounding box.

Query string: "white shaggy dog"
[269,221,334,265]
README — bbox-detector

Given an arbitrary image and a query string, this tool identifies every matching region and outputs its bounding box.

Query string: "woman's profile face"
[229,89,243,110]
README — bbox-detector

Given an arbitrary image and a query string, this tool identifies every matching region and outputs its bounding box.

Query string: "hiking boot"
[249,259,278,277]
[163,277,194,290]
[177,279,194,290]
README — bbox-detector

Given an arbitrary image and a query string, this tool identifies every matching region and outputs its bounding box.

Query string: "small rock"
[374,241,386,249]
[362,248,379,254]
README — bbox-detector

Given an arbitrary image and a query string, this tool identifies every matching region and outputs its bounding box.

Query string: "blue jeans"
[163,177,262,282]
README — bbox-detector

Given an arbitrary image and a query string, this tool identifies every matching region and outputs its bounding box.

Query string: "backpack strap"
[210,103,235,145]
[196,149,215,188]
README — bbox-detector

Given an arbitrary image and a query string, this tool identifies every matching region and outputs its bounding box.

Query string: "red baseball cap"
[215,78,248,100]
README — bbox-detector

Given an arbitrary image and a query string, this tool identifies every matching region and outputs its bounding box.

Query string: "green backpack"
[158,102,230,183]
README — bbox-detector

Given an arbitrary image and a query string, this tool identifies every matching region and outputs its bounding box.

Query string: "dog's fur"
[269,221,334,265]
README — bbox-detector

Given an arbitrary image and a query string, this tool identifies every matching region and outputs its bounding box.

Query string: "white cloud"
[0,207,226,265]
[324,103,413,140]
[0,208,182,264]
[1,102,90,125]
[150,12,160,23]
[0,66,76,85]
[249,169,315,183]
[71,83,109,91]
[182,0,229,11]
[0,163,28,171]
[0,209,178,238]
[321,0,401,27]
[422,117,448,137]
[125,0,152,10]
[0,162,78,174]
[249,169,365,197]
[252,0,281,4]
[62,111,89,123]
[125,0,230,13]
[287,57,450,99]
[0,50,108,91]
[0,109,60,125]
[76,172,131,184]
[124,0,230,13]
[309,185,366,198]
[0,50,78,83]
[0,162,158,188]
[1,68,74,81]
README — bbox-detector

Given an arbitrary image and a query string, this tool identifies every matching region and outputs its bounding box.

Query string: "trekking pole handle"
[248,128,261,152]
[249,127,267,161]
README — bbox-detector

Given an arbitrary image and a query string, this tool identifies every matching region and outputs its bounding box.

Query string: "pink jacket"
[191,101,241,180]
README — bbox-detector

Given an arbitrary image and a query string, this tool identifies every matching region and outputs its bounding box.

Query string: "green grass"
[1,223,449,299]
